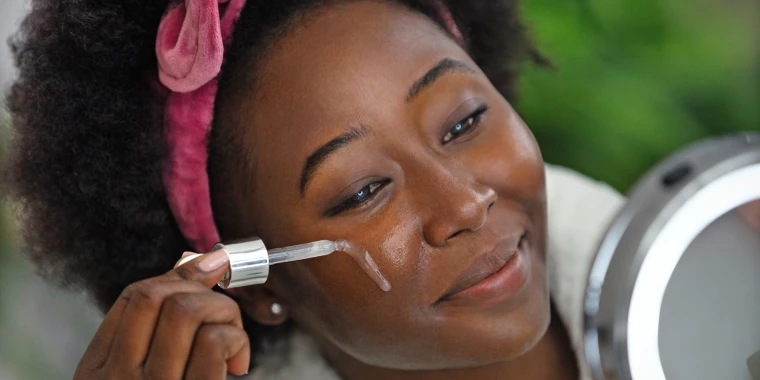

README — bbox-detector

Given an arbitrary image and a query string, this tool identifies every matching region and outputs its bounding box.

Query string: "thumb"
[738,200,760,231]
[172,249,230,288]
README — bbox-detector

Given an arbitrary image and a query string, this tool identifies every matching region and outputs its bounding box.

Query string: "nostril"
[448,229,465,240]
[483,187,497,211]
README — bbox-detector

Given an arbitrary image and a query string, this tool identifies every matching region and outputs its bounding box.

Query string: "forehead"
[257,1,462,100]
[239,0,472,188]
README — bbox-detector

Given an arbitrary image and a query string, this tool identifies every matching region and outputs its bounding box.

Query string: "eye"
[442,105,488,144]
[326,180,391,216]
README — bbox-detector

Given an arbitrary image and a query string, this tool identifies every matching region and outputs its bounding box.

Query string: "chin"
[474,258,552,362]
[319,270,553,372]
[503,296,552,358]
[413,271,552,370]
[503,260,552,359]
[481,276,552,362]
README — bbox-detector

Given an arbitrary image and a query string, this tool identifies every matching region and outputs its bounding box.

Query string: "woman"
[4,0,623,378]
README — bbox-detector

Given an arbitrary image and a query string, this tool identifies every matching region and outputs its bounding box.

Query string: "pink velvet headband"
[157,0,463,252]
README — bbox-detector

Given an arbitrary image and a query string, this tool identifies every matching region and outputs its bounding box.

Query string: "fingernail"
[198,249,229,272]
[174,252,202,269]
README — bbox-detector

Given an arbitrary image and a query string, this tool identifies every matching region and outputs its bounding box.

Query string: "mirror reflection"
[659,199,760,380]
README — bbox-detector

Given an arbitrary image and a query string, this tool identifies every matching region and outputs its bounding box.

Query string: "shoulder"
[544,164,625,379]
[544,164,625,276]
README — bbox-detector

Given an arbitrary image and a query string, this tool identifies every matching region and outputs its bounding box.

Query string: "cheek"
[471,104,544,207]
[302,205,424,300]
[269,204,431,351]
[464,111,549,265]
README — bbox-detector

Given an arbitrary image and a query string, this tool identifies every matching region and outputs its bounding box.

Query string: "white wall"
[0,0,30,90]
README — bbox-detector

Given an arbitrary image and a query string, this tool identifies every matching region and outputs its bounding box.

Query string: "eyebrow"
[298,58,475,195]
[300,124,373,195]
[406,58,476,101]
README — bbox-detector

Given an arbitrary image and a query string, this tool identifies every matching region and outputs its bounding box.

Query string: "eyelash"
[326,179,391,216]
[442,105,488,144]
[326,105,489,216]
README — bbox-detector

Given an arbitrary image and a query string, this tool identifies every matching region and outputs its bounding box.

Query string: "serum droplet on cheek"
[335,239,392,291]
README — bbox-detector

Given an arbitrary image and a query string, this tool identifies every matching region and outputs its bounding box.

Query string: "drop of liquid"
[335,239,392,292]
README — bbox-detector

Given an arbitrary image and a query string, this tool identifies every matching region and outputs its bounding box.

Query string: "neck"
[321,308,579,380]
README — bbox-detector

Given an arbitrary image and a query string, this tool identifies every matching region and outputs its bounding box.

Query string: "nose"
[417,161,497,247]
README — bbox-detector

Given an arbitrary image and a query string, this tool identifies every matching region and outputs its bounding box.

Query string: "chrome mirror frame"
[583,132,760,380]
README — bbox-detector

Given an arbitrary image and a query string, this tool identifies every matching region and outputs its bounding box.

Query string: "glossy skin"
[77,1,578,379]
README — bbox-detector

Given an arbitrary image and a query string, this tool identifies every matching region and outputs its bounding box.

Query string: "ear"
[225,286,290,326]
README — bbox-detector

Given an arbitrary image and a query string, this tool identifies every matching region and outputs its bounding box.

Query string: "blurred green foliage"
[518,0,760,191]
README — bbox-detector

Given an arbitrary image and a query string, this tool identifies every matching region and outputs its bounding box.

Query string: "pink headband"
[157,0,463,252]
[157,0,247,252]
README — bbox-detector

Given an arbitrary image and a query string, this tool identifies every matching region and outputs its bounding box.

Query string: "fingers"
[184,324,251,379]
[74,295,130,376]
[76,269,198,375]
[169,249,230,288]
[738,200,760,231]
[142,292,244,378]
[104,249,231,371]
[76,249,247,380]
[106,279,207,371]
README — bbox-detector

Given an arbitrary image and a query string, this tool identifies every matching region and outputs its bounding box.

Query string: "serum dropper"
[175,237,391,291]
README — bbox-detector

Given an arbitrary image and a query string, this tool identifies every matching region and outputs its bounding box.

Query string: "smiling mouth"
[438,232,530,305]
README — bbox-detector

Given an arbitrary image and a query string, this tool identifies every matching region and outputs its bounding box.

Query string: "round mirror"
[584,132,760,380]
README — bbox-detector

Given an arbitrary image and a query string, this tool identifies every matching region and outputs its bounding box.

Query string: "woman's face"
[226,0,548,370]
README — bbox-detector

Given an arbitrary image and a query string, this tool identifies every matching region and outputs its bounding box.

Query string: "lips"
[439,232,528,303]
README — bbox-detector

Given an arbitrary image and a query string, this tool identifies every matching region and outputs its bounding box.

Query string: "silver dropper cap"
[213,238,269,288]
[173,238,342,289]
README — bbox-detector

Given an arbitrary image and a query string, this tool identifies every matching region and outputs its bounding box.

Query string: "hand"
[738,200,760,232]
[74,250,250,379]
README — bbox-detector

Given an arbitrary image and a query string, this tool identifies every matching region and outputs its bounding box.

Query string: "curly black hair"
[3,0,542,364]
